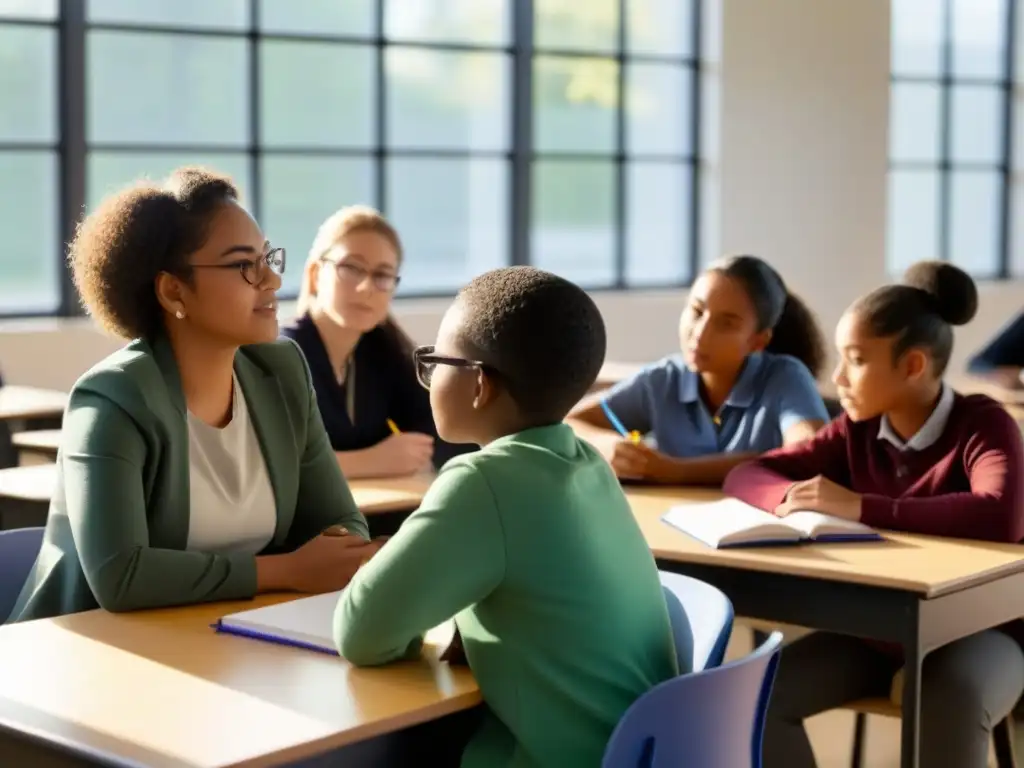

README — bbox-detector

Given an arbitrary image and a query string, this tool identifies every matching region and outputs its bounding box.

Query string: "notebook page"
[781,510,876,538]
[663,498,795,547]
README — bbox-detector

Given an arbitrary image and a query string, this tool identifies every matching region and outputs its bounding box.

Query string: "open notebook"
[215,592,455,656]
[662,498,882,549]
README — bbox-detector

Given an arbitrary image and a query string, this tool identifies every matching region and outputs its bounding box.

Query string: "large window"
[0,0,701,315]
[888,0,1016,278]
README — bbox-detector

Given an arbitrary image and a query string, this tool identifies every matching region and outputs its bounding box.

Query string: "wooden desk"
[0,596,480,767]
[12,428,60,460]
[0,386,67,425]
[348,474,432,515]
[626,485,1024,768]
[0,464,431,531]
[591,361,643,392]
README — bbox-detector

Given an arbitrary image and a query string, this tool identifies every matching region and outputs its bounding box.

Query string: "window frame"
[888,0,1018,279]
[0,0,703,317]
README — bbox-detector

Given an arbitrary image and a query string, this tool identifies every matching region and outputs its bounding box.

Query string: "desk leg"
[900,625,923,768]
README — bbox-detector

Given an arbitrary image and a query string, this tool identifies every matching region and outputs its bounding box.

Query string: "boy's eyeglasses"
[192,247,286,286]
[413,345,493,390]
[322,258,400,293]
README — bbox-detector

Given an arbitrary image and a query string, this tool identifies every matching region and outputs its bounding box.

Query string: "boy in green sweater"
[334,266,678,767]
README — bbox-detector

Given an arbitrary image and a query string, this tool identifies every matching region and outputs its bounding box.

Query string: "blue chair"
[602,630,784,768]
[0,527,43,622]
[659,571,734,673]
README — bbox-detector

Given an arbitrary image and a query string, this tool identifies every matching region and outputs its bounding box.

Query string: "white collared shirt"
[877,384,954,452]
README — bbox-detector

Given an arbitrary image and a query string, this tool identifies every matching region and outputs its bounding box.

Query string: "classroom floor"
[724,627,1018,767]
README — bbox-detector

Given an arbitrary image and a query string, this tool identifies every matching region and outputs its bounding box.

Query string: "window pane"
[531,160,615,286]
[627,0,693,57]
[0,151,59,311]
[387,49,510,151]
[949,171,1001,277]
[384,0,509,46]
[259,0,374,36]
[261,42,374,149]
[535,0,619,54]
[534,56,617,154]
[88,32,248,147]
[627,63,690,156]
[87,0,248,30]
[889,82,941,163]
[386,158,508,294]
[891,0,943,76]
[0,0,56,20]
[260,156,375,295]
[950,85,1003,165]
[951,0,1006,79]
[0,26,56,142]
[626,162,691,285]
[87,151,252,210]
[887,169,939,274]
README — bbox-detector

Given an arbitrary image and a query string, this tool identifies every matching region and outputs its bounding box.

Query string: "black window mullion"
[998,0,1017,278]
[247,0,261,220]
[689,0,703,280]
[938,0,954,263]
[374,0,386,212]
[510,0,533,267]
[613,0,627,288]
[58,0,86,317]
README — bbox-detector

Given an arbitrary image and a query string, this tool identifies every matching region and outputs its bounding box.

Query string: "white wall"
[1,0,1023,392]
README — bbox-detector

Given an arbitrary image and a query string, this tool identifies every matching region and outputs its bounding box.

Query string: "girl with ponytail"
[282,206,469,479]
[569,254,830,485]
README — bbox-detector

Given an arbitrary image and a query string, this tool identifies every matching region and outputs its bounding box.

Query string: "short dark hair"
[708,255,827,379]
[70,166,239,340]
[854,260,978,376]
[454,266,606,423]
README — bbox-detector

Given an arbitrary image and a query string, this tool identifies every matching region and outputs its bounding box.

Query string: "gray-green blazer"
[8,335,368,623]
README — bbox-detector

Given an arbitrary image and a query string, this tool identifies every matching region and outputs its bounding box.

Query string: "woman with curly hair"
[569,255,831,485]
[7,167,378,623]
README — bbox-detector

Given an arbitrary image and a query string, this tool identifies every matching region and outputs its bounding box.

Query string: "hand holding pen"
[599,400,670,481]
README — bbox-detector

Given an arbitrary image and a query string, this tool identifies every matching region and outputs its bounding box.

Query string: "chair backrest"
[0,527,44,622]
[659,571,734,673]
[602,630,784,768]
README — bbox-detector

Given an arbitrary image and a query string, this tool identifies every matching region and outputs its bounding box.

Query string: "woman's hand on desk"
[278,532,386,593]
[776,475,863,521]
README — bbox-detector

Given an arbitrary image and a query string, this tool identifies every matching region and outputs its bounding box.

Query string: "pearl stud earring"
[175,310,185,319]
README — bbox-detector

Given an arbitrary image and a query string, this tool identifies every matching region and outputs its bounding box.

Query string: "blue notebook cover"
[212,619,339,656]
[212,591,343,656]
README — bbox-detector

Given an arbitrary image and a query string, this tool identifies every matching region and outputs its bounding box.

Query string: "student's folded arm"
[64,391,259,613]
[334,464,505,666]
[860,407,1024,542]
[287,343,369,545]
[723,418,851,512]
[568,371,654,437]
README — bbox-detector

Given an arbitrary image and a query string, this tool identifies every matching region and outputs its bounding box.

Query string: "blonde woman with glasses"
[282,206,470,480]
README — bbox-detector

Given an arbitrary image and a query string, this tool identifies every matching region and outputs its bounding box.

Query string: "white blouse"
[186,375,276,555]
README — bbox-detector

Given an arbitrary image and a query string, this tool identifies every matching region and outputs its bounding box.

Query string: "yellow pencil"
[386,418,401,435]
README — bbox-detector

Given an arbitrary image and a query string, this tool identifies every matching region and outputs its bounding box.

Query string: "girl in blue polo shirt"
[569,255,830,484]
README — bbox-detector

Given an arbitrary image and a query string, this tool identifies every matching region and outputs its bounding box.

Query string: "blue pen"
[600,400,641,444]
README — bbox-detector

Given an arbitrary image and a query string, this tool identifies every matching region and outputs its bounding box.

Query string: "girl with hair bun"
[725,260,1024,768]
[569,254,830,485]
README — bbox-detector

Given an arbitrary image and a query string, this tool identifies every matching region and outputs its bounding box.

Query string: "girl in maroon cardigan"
[724,261,1024,768]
